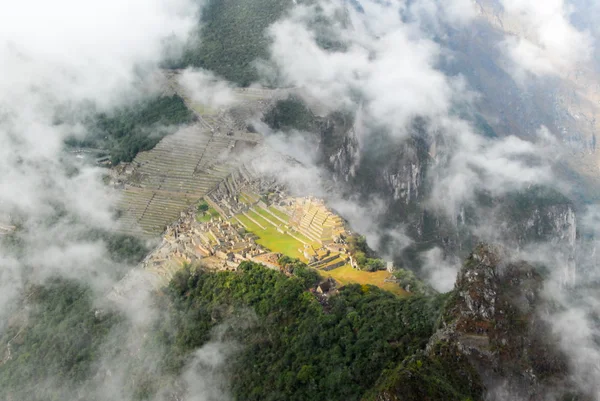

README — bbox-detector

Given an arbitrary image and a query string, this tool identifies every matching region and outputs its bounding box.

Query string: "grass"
[254,207,280,224]
[251,208,320,248]
[190,103,217,116]
[288,229,320,248]
[196,207,220,223]
[236,213,307,261]
[268,206,290,223]
[325,265,408,297]
[238,193,254,205]
[247,210,270,227]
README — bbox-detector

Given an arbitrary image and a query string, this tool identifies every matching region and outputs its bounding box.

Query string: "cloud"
[259,1,600,399]
[244,130,412,258]
[0,0,198,107]
[264,1,471,137]
[0,0,202,305]
[497,0,593,78]
[178,68,239,110]
[261,0,565,264]
[419,247,460,292]
[428,122,558,219]
[178,341,234,401]
[402,0,477,34]
[0,0,251,400]
[516,238,600,397]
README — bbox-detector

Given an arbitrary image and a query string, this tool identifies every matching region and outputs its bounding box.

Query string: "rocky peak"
[438,244,582,400]
[368,244,585,401]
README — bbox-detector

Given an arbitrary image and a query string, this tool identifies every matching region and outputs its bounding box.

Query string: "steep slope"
[367,244,586,401]
[263,98,579,273]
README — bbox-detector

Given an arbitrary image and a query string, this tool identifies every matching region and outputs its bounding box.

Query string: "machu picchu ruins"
[111,70,283,238]
[108,70,400,299]
[132,174,359,285]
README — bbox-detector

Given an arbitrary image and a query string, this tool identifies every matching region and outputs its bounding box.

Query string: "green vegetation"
[347,235,386,272]
[0,278,121,401]
[173,0,346,86]
[196,208,220,223]
[268,206,290,222]
[501,185,571,218]
[197,201,209,213]
[326,264,408,297]
[196,200,220,222]
[162,262,446,401]
[0,261,482,401]
[263,97,317,131]
[394,268,437,296]
[255,206,279,222]
[67,95,195,165]
[498,185,573,242]
[177,0,295,86]
[365,341,484,401]
[103,232,149,265]
[235,212,306,260]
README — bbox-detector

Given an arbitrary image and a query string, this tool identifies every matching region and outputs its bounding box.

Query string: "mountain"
[2,0,600,400]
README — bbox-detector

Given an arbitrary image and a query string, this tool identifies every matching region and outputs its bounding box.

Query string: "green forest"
[0,279,122,401]
[67,95,195,165]
[177,0,294,86]
[162,262,445,401]
[175,0,344,87]
[0,261,462,401]
[346,235,387,272]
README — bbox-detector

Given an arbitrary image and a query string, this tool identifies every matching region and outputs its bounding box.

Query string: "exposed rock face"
[319,118,578,270]
[368,244,587,401]
[263,93,581,274]
[377,138,426,206]
[327,122,360,182]
[490,192,578,286]
[443,245,585,400]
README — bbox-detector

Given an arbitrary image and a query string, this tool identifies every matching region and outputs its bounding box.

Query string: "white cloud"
[0,1,241,400]
[419,247,460,292]
[259,2,600,398]
[428,121,557,220]
[0,0,197,106]
[179,68,239,110]
[498,0,593,78]
[265,1,469,137]
[403,0,477,33]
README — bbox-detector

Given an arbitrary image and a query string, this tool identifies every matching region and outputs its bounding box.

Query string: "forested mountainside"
[4,0,600,400]
[65,95,195,165]
[177,0,295,86]
[0,260,441,400]
[2,249,585,401]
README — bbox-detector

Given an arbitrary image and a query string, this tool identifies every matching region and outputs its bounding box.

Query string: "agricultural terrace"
[114,81,278,238]
[115,126,241,237]
[222,189,404,295]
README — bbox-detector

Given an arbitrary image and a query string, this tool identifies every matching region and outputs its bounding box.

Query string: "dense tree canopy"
[66,95,195,165]
[1,262,457,401]
[0,279,121,401]
[163,262,445,401]
[176,0,294,86]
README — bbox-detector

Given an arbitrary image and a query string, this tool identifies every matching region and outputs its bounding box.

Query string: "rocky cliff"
[367,244,588,401]
[263,97,581,274]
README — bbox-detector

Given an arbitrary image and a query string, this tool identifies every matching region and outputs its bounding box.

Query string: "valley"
[2,0,599,400]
